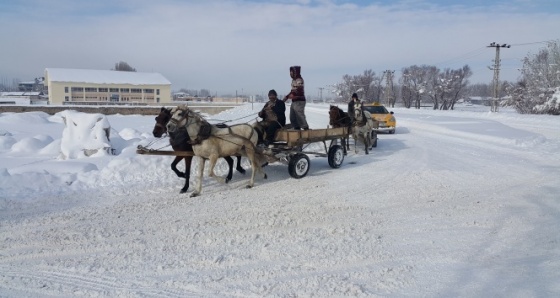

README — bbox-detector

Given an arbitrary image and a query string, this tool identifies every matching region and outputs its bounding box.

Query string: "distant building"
[18,78,44,92]
[0,91,45,105]
[44,68,172,105]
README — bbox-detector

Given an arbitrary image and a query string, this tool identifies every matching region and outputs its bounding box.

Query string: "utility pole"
[383,70,395,107]
[318,87,324,102]
[488,42,510,112]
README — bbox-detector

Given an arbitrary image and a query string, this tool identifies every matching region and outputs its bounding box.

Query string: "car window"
[363,106,388,114]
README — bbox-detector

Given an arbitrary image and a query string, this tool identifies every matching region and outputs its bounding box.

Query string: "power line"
[432,46,488,67]
[510,39,558,46]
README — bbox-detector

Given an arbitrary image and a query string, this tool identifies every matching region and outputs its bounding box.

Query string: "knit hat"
[352,93,358,99]
[268,89,277,96]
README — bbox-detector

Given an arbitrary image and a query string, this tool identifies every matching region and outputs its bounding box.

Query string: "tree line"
[334,40,559,115]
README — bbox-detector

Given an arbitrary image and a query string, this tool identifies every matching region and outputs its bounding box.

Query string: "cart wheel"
[327,145,344,168]
[288,153,310,179]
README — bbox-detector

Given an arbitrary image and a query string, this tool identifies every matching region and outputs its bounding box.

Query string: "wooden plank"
[275,127,349,146]
[136,148,194,157]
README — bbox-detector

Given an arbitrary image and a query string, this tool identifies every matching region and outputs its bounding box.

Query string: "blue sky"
[1,0,559,96]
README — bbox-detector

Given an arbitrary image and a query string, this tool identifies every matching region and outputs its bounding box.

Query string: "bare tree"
[401,65,437,109]
[447,65,472,110]
[113,61,137,72]
[334,69,377,102]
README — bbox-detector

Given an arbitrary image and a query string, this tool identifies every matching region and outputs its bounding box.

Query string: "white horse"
[352,102,375,154]
[166,105,267,197]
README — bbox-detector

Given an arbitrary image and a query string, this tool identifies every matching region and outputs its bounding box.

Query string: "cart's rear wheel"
[328,145,344,168]
[288,153,310,179]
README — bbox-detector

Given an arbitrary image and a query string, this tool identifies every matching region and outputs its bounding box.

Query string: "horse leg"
[245,144,266,188]
[208,155,226,184]
[180,156,193,193]
[235,155,246,174]
[341,137,347,155]
[191,157,205,197]
[224,156,234,183]
[365,135,369,155]
[354,133,359,154]
[171,156,185,178]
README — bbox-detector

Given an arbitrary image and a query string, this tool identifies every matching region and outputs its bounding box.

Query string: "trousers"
[289,101,309,130]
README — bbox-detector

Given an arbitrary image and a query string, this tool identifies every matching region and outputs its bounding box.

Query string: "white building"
[44,68,172,105]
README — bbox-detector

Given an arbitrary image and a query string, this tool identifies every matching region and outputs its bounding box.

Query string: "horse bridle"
[167,107,198,133]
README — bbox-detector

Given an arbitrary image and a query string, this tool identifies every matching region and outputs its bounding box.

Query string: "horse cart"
[136,126,350,180]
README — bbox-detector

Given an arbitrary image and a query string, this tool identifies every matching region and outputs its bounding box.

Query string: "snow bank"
[57,110,113,160]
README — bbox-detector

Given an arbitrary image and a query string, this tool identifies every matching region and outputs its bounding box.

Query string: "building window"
[131,88,141,93]
[85,87,97,92]
[99,88,108,92]
[157,89,160,95]
[65,87,69,93]
[71,87,83,92]
[143,89,154,93]
[65,96,69,101]
[157,97,160,103]
[120,88,129,93]
[109,88,119,92]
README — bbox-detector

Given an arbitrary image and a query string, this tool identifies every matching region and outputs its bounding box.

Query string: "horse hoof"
[238,169,246,174]
[225,178,231,184]
[190,192,200,197]
[246,185,253,189]
[180,188,188,194]
[264,174,268,179]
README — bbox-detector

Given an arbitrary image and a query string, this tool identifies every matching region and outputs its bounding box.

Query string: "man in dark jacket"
[255,89,286,146]
[348,92,359,123]
[283,66,309,130]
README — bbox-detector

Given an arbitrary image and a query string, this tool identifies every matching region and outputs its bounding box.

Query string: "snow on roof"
[1,92,41,96]
[45,68,171,86]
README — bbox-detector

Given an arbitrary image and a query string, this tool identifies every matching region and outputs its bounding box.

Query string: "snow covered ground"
[1,103,559,297]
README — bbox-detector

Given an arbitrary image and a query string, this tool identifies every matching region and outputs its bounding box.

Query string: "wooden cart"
[259,126,350,179]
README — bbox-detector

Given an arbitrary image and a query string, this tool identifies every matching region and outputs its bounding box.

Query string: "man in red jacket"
[283,66,309,130]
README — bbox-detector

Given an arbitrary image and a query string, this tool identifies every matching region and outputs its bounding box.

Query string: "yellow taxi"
[362,102,396,134]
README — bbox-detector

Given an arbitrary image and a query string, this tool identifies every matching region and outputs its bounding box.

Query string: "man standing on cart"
[255,89,286,146]
[283,66,309,130]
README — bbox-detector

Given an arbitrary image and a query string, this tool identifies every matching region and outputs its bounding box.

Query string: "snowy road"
[1,104,559,297]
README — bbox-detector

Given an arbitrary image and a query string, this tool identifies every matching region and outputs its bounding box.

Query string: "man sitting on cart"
[254,89,286,147]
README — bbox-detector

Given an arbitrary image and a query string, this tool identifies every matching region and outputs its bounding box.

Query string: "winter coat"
[285,66,306,102]
[259,99,286,126]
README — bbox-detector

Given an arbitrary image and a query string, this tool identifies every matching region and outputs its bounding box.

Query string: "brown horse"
[152,107,245,193]
[329,105,352,155]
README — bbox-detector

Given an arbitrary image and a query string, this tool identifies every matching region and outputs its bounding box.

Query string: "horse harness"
[174,107,256,148]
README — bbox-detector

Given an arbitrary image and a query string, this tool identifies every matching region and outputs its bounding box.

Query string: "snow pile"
[58,110,113,159]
